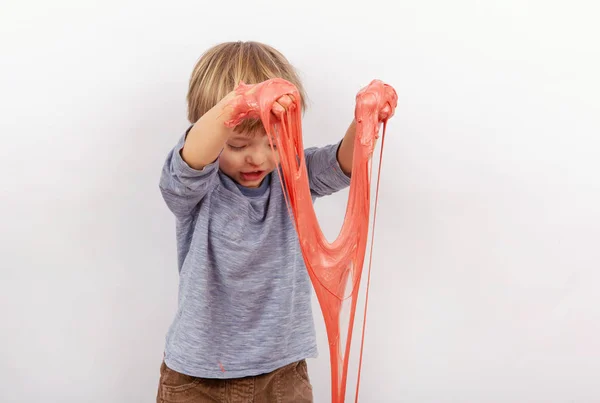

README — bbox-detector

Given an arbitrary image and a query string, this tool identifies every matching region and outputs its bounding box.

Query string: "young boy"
[156,41,380,403]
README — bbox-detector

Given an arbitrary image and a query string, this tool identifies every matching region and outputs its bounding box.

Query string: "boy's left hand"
[355,80,398,124]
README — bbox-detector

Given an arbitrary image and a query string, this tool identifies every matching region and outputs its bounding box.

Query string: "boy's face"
[219,128,280,188]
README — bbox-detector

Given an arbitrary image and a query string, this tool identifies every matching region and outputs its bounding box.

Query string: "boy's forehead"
[231,129,267,140]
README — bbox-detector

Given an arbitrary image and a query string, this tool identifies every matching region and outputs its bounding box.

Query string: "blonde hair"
[187,41,307,132]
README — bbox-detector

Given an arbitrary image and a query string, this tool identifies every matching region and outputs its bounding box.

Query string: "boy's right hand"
[224,79,300,128]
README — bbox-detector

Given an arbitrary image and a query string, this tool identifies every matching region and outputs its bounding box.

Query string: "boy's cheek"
[218,153,237,174]
[220,151,240,166]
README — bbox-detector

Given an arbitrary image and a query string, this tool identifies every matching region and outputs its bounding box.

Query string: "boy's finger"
[277,95,293,109]
[272,102,286,116]
[380,104,393,119]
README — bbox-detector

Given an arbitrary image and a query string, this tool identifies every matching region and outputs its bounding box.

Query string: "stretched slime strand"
[225,79,397,403]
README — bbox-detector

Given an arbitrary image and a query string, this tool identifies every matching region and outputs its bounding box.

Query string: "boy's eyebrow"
[229,136,251,142]
[230,132,256,140]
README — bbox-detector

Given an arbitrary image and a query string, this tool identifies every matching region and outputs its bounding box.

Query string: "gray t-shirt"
[159,129,351,378]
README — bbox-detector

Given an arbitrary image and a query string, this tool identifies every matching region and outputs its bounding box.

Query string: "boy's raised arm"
[181,91,237,170]
[336,119,357,176]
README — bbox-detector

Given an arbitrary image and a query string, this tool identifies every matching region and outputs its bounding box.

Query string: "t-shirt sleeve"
[304,141,351,198]
[159,127,219,218]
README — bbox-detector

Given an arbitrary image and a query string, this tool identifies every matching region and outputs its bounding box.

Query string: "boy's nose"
[246,150,267,166]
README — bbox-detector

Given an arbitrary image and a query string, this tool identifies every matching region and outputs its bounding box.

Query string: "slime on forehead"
[226,78,396,403]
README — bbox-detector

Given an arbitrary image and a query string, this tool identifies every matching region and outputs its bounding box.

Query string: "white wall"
[1,0,599,402]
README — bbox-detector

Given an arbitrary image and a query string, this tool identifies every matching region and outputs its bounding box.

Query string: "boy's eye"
[227,144,246,151]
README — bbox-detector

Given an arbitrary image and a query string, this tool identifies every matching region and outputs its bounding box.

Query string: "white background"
[1,0,599,402]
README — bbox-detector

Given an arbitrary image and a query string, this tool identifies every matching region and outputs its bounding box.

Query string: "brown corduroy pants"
[156,360,313,403]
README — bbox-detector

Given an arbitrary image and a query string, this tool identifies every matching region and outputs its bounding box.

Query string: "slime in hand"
[226,78,397,403]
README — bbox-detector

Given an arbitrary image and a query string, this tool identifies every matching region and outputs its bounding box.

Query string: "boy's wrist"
[215,91,240,126]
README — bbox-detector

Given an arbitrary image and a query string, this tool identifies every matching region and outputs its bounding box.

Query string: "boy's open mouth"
[240,170,264,181]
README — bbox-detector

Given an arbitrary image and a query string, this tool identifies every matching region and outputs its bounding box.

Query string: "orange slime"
[226,78,397,403]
